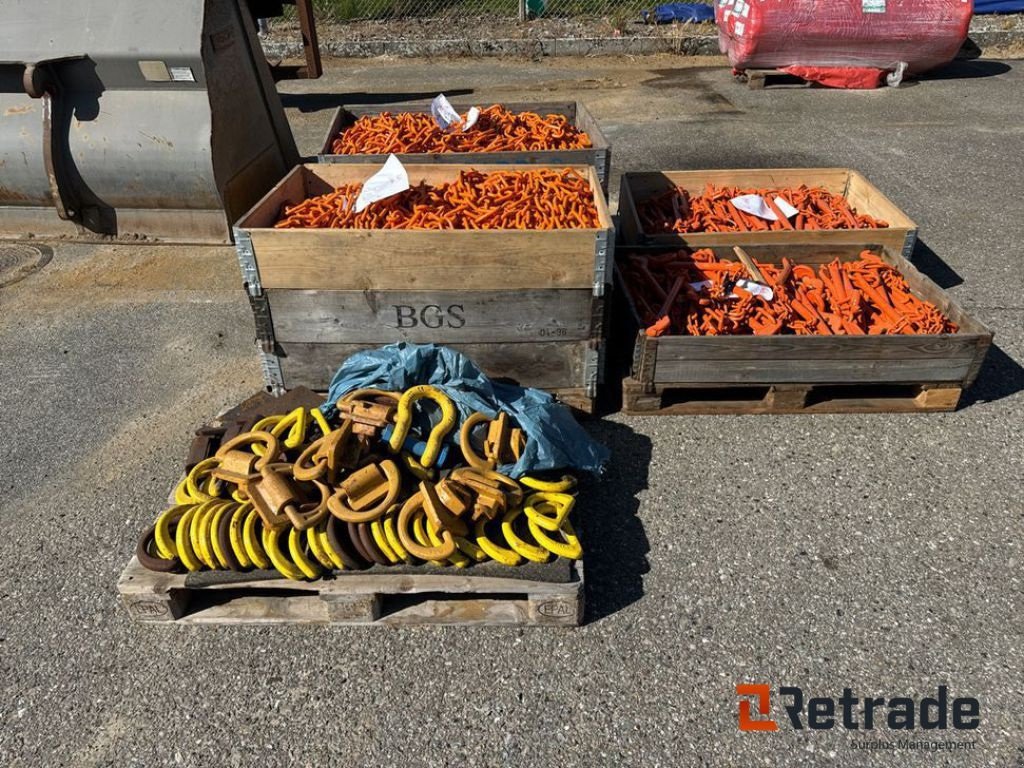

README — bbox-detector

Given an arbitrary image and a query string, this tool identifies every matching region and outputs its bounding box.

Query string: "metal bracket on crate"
[257,343,286,395]
[233,227,263,297]
[594,149,610,189]
[583,342,605,397]
[248,292,276,346]
[593,230,613,297]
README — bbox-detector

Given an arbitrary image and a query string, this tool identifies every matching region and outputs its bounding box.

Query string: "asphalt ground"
[0,56,1021,767]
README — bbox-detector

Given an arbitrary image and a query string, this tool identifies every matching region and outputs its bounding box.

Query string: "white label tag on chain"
[462,106,481,132]
[689,280,713,292]
[354,154,409,213]
[431,94,462,132]
[863,0,885,11]
[735,279,774,301]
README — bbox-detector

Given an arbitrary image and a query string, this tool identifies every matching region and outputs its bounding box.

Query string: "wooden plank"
[617,168,916,253]
[250,229,600,291]
[119,556,583,627]
[651,335,981,362]
[267,288,598,343]
[276,339,592,391]
[653,357,976,385]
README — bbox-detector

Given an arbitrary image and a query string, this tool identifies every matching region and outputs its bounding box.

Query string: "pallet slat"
[119,556,584,627]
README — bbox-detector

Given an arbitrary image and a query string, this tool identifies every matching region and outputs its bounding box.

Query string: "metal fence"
[306,0,678,22]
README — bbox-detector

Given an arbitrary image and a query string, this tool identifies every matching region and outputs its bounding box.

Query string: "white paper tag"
[735,279,774,301]
[863,0,885,12]
[462,106,481,132]
[731,194,776,220]
[689,280,713,292]
[431,94,462,133]
[354,155,410,213]
[773,196,799,219]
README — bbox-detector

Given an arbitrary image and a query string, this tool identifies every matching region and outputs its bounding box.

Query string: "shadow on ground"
[280,89,474,113]
[961,343,1024,408]
[577,419,652,623]
[910,239,964,290]
[922,58,1012,80]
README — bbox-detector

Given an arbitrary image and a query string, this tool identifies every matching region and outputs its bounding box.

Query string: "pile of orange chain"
[330,105,593,154]
[274,169,600,230]
[637,184,889,233]
[622,249,957,337]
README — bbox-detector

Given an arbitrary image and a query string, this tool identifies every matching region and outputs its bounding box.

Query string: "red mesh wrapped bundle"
[716,0,973,75]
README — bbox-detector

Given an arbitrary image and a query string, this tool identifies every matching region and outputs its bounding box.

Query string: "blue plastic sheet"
[642,2,715,24]
[321,343,609,478]
[974,0,1024,11]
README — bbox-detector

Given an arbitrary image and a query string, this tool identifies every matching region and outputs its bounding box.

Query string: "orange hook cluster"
[330,105,592,155]
[274,169,600,230]
[638,184,889,233]
[622,249,958,337]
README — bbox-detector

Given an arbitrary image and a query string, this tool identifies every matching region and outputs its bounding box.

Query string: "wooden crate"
[233,163,613,409]
[118,555,583,627]
[317,100,612,193]
[618,243,992,415]
[618,168,918,258]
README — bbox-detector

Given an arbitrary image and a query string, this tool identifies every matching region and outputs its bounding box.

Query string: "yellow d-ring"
[186,458,220,502]
[215,431,280,469]
[242,507,271,570]
[520,474,576,493]
[310,407,333,437]
[388,385,456,468]
[528,517,582,560]
[262,526,305,581]
[252,408,308,455]
[209,502,236,569]
[383,516,412,563]
[425,520,470,568]
[458,411,493,470]
[306,522,336,570]
[190,500,220,569]
[454,535,488,562]
[228,503,253,568]
[370,520,400,563]
[314,522,348,571]
[523,492,575,532]
[287,527,323,579]
[473,518,521,566]
[154,504,190,559]
[398,490,456,562]
[173,477,192,504]
[174,505,204,571]
[501,507,550,564]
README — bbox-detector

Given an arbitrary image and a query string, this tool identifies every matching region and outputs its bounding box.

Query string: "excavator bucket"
[0,0,298,244]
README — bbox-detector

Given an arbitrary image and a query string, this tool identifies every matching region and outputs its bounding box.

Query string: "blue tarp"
[642,3,715,24]
[975,0,1024,11]
[321,343,609,478]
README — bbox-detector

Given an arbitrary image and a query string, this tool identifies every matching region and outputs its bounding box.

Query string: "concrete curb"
[263,34,721,59]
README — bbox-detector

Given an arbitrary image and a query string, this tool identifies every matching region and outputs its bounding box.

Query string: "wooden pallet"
[741,69,815,90]
[119,556,584,627]
[622,377,963,415]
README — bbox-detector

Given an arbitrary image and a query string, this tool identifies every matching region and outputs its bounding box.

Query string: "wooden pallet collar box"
[233,163,613,397]
[618,243,992,408]
[318,100,612,194]
[618,168,918,258]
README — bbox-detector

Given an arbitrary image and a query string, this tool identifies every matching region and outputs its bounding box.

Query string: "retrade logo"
[736,684,778,732]
[736,685,980,733]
